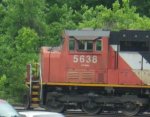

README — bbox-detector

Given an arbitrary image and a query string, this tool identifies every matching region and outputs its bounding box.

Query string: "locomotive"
[26,29,150,116]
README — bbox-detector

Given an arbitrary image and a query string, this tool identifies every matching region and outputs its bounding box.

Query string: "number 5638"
[73,55,97,63]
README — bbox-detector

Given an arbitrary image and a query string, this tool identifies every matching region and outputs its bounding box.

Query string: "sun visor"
[65,29,110,40]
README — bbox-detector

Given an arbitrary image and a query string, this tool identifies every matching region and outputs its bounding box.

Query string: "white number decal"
[86,55,91,63]
[73,55,97,64]
[92,56,97,63]
[73,55,78,63]
[80,55,85,63]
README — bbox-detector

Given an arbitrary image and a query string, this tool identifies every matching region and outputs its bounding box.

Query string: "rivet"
[123,34,126,37]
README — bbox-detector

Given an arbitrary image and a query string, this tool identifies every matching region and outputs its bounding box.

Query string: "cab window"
[96,40,102,51]
[78,40,93,51]
[69,39,75,51]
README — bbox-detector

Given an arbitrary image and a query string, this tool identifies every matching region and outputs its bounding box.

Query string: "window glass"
[69,39,75,51]
[78,40,85,50]
[96,40,102,51]
[120,41,149,51]
[78,40,93,51]
[87,41,93,50]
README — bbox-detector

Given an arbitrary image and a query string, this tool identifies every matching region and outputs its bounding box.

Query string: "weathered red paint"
[107,46,143,85]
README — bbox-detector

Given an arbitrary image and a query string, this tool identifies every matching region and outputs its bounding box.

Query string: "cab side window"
[69,39,75,51]
[96,40,102,51]
[87,41,93,51]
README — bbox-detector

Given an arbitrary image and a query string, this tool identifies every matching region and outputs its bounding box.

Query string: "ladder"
[27,63,42,108]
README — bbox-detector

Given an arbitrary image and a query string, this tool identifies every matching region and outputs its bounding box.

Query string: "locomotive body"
[27,29,150,116]
[41,30,150,86]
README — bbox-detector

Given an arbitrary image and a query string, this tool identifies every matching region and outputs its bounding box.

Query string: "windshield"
[0,101,19,117]
[77,40,93,51]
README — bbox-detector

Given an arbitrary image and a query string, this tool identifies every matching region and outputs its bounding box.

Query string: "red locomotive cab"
[41,29,110,84]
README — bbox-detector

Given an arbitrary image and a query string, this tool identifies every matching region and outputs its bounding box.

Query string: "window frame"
[77,40,93,51]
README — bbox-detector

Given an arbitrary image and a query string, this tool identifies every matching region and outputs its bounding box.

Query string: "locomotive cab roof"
[64,29,110,40]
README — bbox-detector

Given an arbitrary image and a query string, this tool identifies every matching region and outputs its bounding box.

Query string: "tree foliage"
[79,0,150,30]
[46,4,77,45]
[130,0,150,17]
[15,27,39,52]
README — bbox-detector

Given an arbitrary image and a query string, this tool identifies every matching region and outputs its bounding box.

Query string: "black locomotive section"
[110,30,150,68]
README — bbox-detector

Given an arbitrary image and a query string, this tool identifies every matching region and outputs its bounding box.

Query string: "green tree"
[0,75,7,99]
[130,0,150,17]
[0,0,44,102]
[2,0,47,45]
[79,0,150,30]
[0,27,38,102]
[46,0,118,11]
[45,4,77,46]
[15,27,39,53]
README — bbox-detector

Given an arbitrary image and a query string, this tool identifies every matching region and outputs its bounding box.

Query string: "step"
[31,97,40,101]
[32,92,39,95]
[32,85,40,89]
[32,80,40,83]
[31,103,40,108]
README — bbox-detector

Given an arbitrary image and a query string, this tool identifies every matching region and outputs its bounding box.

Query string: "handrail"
[28,63,42,106]
[29,64,32,104]
[39,62,43,104]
